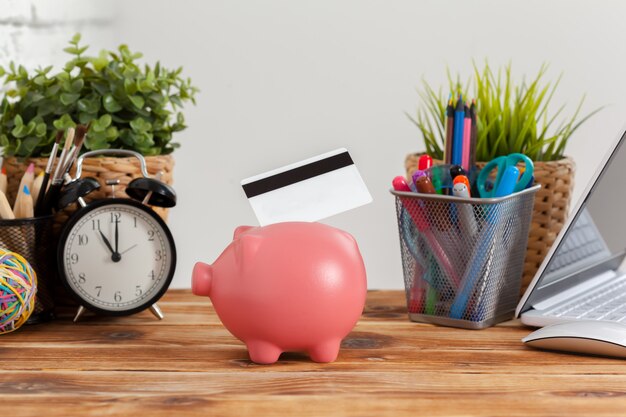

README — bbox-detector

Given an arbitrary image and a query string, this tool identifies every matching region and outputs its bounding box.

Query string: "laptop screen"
[518,128,626,313]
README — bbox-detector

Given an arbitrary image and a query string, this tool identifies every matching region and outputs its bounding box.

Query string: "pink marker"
[461,105,472,171]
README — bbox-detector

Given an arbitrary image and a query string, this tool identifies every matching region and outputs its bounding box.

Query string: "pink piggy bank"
[192,222,367,364]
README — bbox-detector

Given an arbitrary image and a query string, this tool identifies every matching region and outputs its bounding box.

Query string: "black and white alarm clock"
[56,150,177,322]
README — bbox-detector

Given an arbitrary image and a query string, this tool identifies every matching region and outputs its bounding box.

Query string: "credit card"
[241,148,372,226]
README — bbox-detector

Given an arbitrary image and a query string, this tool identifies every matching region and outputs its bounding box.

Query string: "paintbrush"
[61,124,88,177]
[34,131,63,216]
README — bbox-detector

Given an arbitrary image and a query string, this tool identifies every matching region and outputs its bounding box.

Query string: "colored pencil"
[13,163,34,213]
[0,190,15,219]
[451,96,465,166]
[461,103,472,171]
[0,167,6,195]
[14,185,33,218]
[443,95,454,165]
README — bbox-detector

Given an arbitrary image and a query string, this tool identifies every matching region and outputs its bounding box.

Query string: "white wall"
[17,1,626,289]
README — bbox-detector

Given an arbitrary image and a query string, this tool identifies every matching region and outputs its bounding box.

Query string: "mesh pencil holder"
[391,185,540,329]
[0,216,57,323]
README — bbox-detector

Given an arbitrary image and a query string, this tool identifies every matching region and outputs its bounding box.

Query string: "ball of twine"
[0,248,37,334]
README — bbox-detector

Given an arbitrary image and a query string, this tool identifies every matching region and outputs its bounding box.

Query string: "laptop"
[516,126,626,327]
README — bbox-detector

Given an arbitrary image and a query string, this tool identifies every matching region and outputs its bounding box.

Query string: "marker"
[453,174,471,197]
[452,179,477,238]
[392,176,460,288]
[462,104,472,171]
[411,170,427,190]
[418,154,433,171]
[452,96,465,166]
[450,165,467,181]
[415,175,436,194]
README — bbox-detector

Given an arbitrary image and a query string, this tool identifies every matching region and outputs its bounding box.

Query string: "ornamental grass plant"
[408,62,601,162]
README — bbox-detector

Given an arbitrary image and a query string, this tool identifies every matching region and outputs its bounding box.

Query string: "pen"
[452,96,465,166]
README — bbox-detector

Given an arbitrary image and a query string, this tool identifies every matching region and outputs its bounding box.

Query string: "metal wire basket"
[0,216,57,323]
[391,185,540,329]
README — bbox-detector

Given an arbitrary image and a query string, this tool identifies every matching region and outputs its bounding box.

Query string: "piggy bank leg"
[246,340,282,364]
[308,339,341,363]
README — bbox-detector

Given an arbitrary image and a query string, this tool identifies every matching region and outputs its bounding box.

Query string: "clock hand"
[98,229,121,263]
[114,218,119,254]
[120,244,138,255]
[98,229,115,255]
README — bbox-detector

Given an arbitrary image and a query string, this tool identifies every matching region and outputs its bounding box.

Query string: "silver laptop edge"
[515,123,626,319]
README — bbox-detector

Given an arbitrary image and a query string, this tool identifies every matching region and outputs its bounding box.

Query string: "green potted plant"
[406,62,601,294]
[0,33,198,218]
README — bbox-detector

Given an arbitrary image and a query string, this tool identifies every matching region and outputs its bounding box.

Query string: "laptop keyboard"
[546,210,608,273]
[543,275,626,322]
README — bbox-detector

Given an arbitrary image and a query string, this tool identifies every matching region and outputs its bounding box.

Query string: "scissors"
[476,153,534,198]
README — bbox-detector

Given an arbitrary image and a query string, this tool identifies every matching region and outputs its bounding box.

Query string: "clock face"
[58,198,176,315]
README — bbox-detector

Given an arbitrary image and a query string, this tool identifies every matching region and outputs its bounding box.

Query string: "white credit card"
[241,148,373,226]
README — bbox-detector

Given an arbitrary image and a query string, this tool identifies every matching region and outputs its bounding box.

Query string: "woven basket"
[405,153,575,297]
[3,154,175,228]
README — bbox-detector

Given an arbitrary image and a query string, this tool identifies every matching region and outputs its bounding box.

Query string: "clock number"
[135,286,142,297]
[92,219,101,230]
[78,234,89,246]
[149,270,155,280]
[114,291,122,302]
[70,253,79,264]
[78,273,86,284]
[95,286,102,297]
[134,217,137,228]
[147,230,155,241]
[155,250,163,261]
[111,212,121,223]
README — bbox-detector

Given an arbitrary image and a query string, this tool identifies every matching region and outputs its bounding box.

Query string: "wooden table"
[3,290,626,416]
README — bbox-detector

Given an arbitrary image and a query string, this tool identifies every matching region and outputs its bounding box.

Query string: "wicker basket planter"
[405,153,575,297]
[4,154,175,227]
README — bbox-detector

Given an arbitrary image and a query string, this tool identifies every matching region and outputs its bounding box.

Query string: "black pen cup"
[391,185,540,329]
[0,215,57,323]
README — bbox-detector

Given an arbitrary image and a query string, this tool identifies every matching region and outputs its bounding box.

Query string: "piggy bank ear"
[234,234,263,266]
[233,225,255,240]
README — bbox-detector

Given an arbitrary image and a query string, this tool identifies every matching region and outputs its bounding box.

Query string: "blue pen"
[451,97,465,166]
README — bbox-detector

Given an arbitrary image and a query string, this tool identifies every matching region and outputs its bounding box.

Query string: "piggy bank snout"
[192,262,213,297]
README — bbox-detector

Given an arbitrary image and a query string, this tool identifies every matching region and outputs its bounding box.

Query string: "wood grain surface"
[2,290,626,416]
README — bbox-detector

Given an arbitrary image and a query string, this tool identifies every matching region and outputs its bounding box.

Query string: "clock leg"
[73,305,86,323]
[149,303,164,320]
